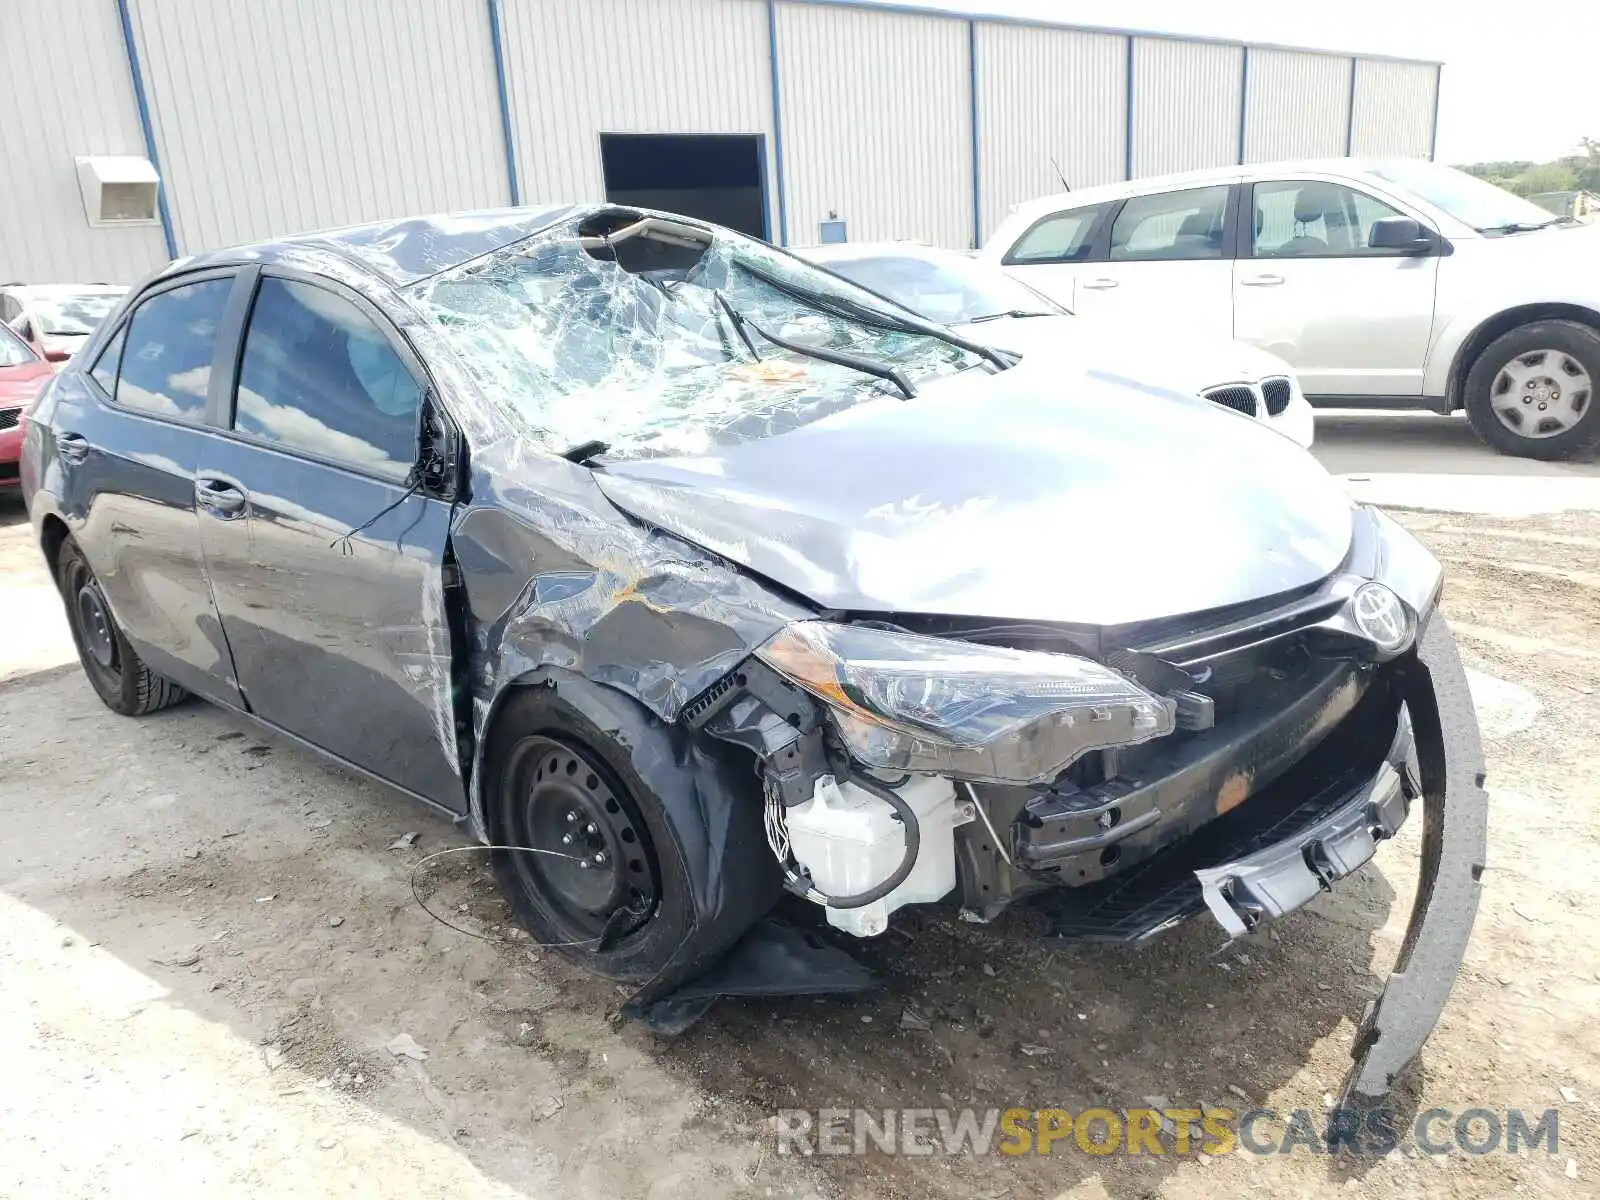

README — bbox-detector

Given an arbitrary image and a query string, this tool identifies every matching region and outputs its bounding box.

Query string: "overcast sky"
[895,0,1599,164]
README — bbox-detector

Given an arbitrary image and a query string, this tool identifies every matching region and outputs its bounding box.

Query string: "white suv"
[982,159,1600,460]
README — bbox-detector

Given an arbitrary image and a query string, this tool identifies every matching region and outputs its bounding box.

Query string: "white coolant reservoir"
[784,774,970,938]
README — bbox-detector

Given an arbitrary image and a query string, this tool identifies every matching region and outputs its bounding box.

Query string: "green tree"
[1515,161,1578,196]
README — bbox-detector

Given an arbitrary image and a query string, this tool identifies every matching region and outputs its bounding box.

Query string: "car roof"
[170,204,580,288]
[1001,157,1417,222]
[1,283,128,298]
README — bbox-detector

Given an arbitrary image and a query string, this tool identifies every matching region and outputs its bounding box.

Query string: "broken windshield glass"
[404,214,983,462]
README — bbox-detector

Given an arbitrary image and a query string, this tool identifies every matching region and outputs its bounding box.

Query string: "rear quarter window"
[1002,204,1110,265]
[111,279,233,421]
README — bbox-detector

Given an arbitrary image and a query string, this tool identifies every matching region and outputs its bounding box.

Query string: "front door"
[1232,179,1441,398]
[195,271,465,811]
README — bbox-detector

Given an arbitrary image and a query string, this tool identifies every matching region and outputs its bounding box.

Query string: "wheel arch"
[39,512,72,583]
[472,666,781,1004]
[1444,303,1600,410]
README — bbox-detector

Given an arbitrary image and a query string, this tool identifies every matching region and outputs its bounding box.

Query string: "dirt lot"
[3,494,1599,1199]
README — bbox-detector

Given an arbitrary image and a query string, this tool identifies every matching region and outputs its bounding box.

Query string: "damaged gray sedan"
[21,205,1486,1111]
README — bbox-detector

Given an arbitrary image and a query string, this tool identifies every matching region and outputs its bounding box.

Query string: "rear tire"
[1463,320,1600,460]
[57,538,187,716]
[485,688,694,982]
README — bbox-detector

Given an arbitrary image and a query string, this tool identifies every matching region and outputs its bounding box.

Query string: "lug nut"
[585,823,597,836]
[593,852,607,866]
[561,833,573,845]
[565,810,579,823]
[578,860,591,870]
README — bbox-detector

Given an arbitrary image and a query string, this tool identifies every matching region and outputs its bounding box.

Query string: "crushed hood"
[593,357,1354,626]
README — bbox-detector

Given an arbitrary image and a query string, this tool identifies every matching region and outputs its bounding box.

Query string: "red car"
[0,321,51,494]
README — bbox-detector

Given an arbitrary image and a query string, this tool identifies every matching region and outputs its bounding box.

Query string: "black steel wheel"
[57,538,187,716]
[486,687,696,982]
[503,735,660,943]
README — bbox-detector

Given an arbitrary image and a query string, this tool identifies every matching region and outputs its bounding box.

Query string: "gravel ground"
[3,494,1598,1199]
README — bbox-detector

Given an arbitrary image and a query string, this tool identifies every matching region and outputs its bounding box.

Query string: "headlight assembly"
[756,621,1175,785]
[1369,506,1443,618]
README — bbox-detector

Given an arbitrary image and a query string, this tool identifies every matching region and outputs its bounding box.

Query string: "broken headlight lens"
[756,622,1175,785]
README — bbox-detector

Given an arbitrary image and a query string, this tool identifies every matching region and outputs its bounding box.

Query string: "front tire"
[1464,320,1600,460]
[56,538,188,715]
[485,688,695,982]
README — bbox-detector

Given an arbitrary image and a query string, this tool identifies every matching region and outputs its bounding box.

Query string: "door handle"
[195,478,246,517]
[55,431,89,464]
[1240,274,1285,287]
[1080,277,1120,291]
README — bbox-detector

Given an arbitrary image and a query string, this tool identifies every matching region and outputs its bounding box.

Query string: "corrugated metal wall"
[499,0,775,212]
[974,23,1125,240]
[0,0,169,282]
[1243,50,1353,162]
[774,2,971,248]
[1349,59,1438,158]
[2,0,1445,279]
[128,0,510,255]
[1130,37,1244,177]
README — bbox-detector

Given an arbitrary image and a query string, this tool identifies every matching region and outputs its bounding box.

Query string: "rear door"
[46,271,245,704]
[194,269,465,811]
[1232,179,1441,398]
[1067,184,1239,341]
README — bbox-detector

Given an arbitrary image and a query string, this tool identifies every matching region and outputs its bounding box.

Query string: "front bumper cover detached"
[1337,613,1487,1110]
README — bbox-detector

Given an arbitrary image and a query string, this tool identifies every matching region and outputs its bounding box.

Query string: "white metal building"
[1,0,1441,283]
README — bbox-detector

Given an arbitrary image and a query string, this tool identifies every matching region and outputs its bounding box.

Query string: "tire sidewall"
[57,539,139,713]
[486,688,696,982]
[1464,319,1600,461]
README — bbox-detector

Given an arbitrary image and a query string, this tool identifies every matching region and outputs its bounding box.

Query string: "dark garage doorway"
[599,133,769,240]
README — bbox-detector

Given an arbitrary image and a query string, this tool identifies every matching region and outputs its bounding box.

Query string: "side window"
[234,277,423,476]
[1108,186,1231,262]
[115,278,233,421]
[1004,204,1109,264]
[90,325,126,395]
[1252,181,1410,257]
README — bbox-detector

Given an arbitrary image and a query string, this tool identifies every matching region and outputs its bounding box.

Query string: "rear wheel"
[56,538,187,715]
[1464,320,1600,460]
[486,689,693,981]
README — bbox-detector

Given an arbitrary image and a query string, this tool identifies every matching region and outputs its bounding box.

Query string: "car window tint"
[115,278,232,421]
[1109,186,1230,262]
[90,325,126,393]
[1253,181,1409,257]
[1006,206,1105,264]
[234,278,422,475]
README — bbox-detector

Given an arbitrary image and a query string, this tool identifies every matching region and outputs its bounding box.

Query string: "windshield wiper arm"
[714,290,763,362]
[964,309,1056,323]
[729,257,1011,372]
[1481,218,1568,234]
[739,312,917,399]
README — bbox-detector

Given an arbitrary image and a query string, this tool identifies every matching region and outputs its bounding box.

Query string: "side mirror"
[1369,216,1435,254]
[45,348,71,363]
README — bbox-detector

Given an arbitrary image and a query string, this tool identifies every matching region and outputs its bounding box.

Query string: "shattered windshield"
[406,214,984,461]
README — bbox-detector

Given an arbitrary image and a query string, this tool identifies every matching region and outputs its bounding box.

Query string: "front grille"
[1202,384,1257,416]
[1032,672,1401,941]
[0,408,19,432]
[0,461,17,482]
[1260,377,1292,416]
